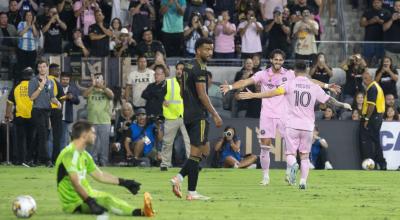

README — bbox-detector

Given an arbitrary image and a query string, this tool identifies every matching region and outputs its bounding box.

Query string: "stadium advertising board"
[381,122,400,170]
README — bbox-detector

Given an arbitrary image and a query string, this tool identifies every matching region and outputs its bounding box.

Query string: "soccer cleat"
[143,192,155,217]
[186,192,210,201]
[170,176,182,198]
[288,163,299,185]
[160,166,168,171]
[259,175,270,186]
[324,161,333,170]
[299,179,307,190]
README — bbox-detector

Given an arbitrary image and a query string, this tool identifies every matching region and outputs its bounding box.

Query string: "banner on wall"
[380,122,400,170]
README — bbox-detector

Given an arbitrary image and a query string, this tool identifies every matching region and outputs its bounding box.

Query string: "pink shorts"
[259,117,286,139]
[285,127,313,155]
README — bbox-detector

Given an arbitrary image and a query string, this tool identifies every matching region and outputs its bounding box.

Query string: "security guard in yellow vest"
[360,71,386,170]
[48,63,65,163]
[5,67,35,166]
[160,62,191,171]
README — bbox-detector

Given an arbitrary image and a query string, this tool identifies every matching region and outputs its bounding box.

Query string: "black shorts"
[185,119,209,147]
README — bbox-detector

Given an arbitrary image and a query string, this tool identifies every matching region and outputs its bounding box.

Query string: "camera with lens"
[148,115,165,124]
[224,131,233,138]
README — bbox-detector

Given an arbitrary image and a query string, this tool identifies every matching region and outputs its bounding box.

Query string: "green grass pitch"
[1,167,400,220]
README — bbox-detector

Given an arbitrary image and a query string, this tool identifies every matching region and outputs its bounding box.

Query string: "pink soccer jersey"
[283,76,330,131]
[251,67,295,119]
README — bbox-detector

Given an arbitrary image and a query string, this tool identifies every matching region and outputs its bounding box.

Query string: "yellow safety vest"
[362,81,385,115]
[48,75,59,109]
[7,81,33,118]
[163,78,184,120]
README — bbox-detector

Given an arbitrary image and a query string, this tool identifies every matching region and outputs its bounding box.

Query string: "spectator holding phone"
[214,10,236,59]
[214,126,257,168]
[309,53,333,87]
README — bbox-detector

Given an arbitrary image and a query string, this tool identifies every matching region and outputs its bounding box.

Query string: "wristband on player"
[364,117,369,121]
[324,83,329,89]
[228,85,233,90]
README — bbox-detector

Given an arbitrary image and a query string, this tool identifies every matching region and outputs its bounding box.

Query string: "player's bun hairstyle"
[71,120,93,140]
[294,60,308,72]
[195,37,214,51]
[269,49,286,59]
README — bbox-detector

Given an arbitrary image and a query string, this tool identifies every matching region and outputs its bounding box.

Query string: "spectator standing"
[309,53,333,86]
[114,28,137,57]
[41,6,67,55]
[83,73,114,166]
[64,28,90,58]
[292,8,319,62]
[129,0,156,42]
[7,0,21,28]
[136,28,166,60]
[160,62,191,170]
[375,56,398,98]
[141,64,167,117]
[28,60,62,167]
[89,10,113,57]
[74,0,99,40]
[213,10,236,59]
[0,12,18,75]
[341,54,367,103]
[183,0,207,24]
[259,0,287,21]
[360,71,387,170]
[384,106,399,121]
[264,6,291,57]
[18,0,38,19]
[204,8,216,37]
[214,0,235,17]
[5,67,34,166]
[383,1,400,66]
[310,126,333,170]
[290,0,318,23]
[17,11,39,72]
[48,63,65,162]
[59,72,81,149]
[160,0,186,57]
[238,9,263,59]
[360,0,390,65]
[183,12,208,57]
[125,56,155,109]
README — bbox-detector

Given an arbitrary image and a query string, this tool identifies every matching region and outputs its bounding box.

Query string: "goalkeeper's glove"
[119,178,141,195]
[85,197,106,215]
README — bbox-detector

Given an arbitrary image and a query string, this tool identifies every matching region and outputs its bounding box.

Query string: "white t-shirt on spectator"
[293,20,319,55]
[238,21,263,54]
[127,68,155,107]
[184,25,208,54]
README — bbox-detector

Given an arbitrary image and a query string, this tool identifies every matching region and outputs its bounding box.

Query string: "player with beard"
[170,38,223,200]
[221,50,340,186]
[55,120,154,216]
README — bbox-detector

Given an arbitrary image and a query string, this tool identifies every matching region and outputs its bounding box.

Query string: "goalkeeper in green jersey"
[55,120,154,217]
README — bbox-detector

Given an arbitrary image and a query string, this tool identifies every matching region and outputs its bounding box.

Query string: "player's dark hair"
[269,49,286,59]
[71,120,93,140]
[294,60,307,72]
[195,37,213,51]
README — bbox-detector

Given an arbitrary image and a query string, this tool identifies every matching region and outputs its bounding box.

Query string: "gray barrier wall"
[206,118,361,170]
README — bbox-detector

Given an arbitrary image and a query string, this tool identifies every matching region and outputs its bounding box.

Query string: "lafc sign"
[244,126,286,162]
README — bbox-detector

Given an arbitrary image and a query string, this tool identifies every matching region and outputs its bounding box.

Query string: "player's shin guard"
[260,147,271,176]
[187,156,201,192]
[300,159,310,181]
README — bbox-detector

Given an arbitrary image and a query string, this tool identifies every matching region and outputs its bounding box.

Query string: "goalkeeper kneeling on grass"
[55,120,154,217]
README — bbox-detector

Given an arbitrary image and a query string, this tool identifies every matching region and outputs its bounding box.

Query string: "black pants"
[314,147,329,170]
[359,114,386,166]
[31,108,50,163]
[50,109,63,162]
[13,117,35,164]
[162,32,183,57]
[16,48,36,77]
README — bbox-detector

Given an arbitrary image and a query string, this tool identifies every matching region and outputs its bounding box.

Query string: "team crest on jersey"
[282,77,287,82]
[267,84,274,89]
[261,130,265,135]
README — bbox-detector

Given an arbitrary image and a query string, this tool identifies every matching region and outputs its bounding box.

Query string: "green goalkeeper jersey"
[55,143,97,213]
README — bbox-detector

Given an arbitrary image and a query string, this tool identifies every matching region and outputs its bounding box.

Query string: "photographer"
[141,65,167,117]
[183,12,208,57]
[125,108,163,166]
[214,126,257,168]
[111,102,135,164]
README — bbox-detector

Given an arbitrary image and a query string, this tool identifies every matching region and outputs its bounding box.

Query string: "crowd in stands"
[1,0,400,168]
